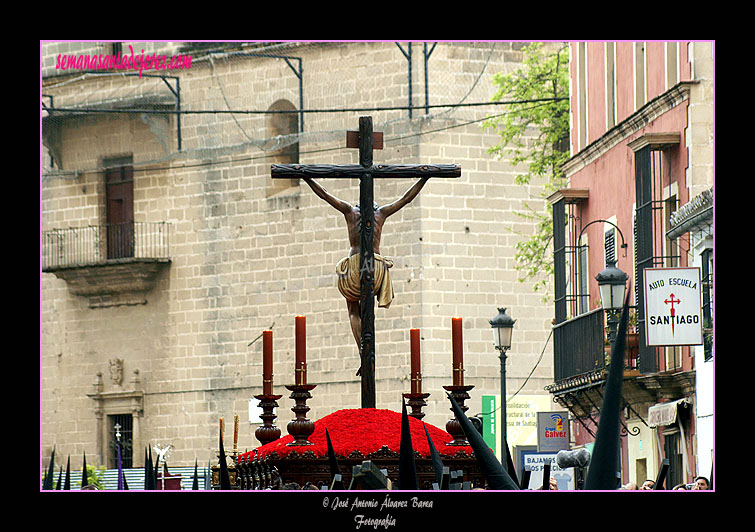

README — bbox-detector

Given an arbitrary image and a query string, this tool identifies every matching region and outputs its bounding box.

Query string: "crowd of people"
[620,476,710,490]
[278,475,711,491]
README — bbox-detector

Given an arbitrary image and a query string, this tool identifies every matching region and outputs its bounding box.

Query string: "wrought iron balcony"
[548,307,648,425]
[42,222,171,305]
[42,222,170,270]
[553,308,605,382]
[548,306,693,440]
[552,308,641,383]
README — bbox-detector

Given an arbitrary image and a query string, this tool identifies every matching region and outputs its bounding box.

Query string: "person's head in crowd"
[640,479,655,490]
[692,476,709,490]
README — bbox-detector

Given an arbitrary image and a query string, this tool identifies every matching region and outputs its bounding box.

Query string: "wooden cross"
[272,116,461,408]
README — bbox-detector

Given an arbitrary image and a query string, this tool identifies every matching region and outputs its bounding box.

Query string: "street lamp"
[595,260,628,347]
[490,307,516,460]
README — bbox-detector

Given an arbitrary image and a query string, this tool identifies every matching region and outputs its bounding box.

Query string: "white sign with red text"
[643,267,703,346]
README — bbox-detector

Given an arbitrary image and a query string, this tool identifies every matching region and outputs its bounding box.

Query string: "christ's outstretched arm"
[378,177,430,218]
[301,177,352,214]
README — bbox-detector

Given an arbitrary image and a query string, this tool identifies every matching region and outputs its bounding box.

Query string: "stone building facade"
[41,41,558,472]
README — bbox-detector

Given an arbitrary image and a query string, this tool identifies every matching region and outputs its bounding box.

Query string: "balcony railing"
[42,222,170,270]
[553,309,605,382]
[553,308,641,382]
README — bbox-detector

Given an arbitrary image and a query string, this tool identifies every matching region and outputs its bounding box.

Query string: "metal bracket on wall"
[209,51,304,133]
[423,43,438,115]
[394,43,413,118]
[394,42,438,118]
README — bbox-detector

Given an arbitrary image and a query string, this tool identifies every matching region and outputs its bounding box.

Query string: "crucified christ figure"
[302,176,430,374]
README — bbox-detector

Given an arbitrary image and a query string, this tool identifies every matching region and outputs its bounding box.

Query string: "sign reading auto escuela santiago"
[643,267,703,346]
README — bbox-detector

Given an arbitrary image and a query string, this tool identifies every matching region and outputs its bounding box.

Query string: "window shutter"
[604,228,616,266]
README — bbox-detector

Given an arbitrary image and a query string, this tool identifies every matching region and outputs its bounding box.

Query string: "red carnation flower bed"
[240,408,473,461]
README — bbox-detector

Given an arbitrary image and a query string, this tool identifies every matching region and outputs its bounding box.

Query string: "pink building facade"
[547,42,714,489]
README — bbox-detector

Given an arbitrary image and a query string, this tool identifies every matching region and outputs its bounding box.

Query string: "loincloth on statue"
[335,253,395,309]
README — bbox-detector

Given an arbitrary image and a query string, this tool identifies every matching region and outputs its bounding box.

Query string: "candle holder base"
[402,392,431,420]
[211,450,239,489]
[253,394,283,446]
[443,384,475,445]
[285,384,317,446]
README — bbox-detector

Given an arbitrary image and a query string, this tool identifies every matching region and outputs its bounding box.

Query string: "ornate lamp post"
[596,260,628,348]
[490,307,516,459]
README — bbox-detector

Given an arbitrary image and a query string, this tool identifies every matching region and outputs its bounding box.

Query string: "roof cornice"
[563,81,696,177]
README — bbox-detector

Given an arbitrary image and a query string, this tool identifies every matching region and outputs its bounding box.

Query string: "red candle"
[263,330,273,395]
[233,413,239,451]
[452,317,463,386]
[410,328,421,394]
[295,316,306,385]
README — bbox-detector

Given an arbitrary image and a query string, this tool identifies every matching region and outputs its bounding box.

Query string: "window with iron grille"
[109,414,133,469]
[552,193,589,324]
[633,140,682,374]
[551,189,607,382]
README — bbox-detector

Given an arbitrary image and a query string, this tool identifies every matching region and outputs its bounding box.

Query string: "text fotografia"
[354,515,397,530]
[55,45,191,78]
[324,494,433,529]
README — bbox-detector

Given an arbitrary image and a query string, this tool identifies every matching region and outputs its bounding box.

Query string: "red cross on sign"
[664,293,681,335]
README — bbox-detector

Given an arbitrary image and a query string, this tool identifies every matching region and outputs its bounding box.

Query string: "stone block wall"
[42,41,557,469]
